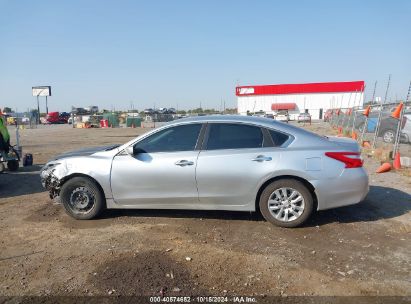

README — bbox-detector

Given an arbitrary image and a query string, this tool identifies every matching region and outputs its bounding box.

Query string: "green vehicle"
[0,116,19,172]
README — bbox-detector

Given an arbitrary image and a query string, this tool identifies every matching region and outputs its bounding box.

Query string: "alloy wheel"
[268,187,305,222]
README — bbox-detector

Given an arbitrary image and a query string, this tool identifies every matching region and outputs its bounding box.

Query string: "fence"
[327,102,411,165]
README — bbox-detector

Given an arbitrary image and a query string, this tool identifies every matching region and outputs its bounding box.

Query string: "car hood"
[52,144,120,160]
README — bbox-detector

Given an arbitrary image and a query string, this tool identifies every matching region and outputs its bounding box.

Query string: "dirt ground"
[1,123,410,301]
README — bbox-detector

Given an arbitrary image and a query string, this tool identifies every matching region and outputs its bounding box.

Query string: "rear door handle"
[175,160,194,166]
[252,155,272,162]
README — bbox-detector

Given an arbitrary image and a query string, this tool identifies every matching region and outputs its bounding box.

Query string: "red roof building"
[236,81,365,120]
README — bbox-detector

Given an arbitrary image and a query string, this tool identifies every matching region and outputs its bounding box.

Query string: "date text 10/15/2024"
[149,296,257,303]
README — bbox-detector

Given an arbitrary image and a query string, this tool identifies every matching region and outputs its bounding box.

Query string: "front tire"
[60,177,105,220]
[259,179,314,228]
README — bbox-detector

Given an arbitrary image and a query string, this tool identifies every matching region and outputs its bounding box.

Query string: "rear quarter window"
[269,129,290,147]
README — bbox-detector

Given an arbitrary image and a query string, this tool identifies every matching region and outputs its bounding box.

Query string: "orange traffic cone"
[351,131,358,140]
[391,102,403,119]
[362,141,371,148]
[376,162,391,173]
[393,152,401,170]
[363,105,371,117]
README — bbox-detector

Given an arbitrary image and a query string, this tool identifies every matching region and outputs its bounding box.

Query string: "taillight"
[325,152,363,168]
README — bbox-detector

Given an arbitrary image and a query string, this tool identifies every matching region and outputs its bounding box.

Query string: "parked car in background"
[144,108,155,115]
[399,112,411,144]
[297,113,311,123]
[46,112,68,124]
[264,114,274,119]
[71,107,89,115]
[379,116,407,143]
[275,111,289,122]
[40,115,368,228]
[252,111,266,117]
[355,111,407,143]
[85,106,99,114]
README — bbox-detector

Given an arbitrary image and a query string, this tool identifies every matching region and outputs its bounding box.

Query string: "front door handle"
[175,160,194,167]
[252,155,272,162]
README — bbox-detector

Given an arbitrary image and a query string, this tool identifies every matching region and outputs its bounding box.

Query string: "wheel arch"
[60,173,106,199]
[255,175,318,213]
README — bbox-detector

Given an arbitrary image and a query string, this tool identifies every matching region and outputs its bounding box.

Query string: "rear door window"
[205,123,264,150]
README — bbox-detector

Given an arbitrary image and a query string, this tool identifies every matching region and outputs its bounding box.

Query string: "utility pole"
[36,94,40,124]
[45,96,49,114]
[372,75,391,149]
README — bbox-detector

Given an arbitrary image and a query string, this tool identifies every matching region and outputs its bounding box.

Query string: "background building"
[236,81,365,120]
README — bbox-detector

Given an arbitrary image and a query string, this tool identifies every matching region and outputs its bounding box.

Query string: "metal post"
[345,91,357,131]
[351,107,358,137]
[46,96,49,114]
[392,81,411,156]
[351,85,365,136]
[15,120,20,148]
[36,95,40,125]
[71,110,75,129]
[336,94,343,128]
[372,75,391,149]
[340,92,352,131]
[392,103,404,157]
[330,98,335,126]
[360,81,377,144]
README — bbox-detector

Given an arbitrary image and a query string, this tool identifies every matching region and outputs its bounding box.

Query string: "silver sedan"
[40,115,369,227]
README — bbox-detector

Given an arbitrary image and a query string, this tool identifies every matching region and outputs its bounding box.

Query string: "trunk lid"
[326,136,360,152]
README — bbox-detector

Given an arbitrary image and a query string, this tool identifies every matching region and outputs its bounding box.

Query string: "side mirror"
[125,146,134,155]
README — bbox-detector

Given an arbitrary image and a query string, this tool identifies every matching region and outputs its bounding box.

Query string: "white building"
[236,81,364,120]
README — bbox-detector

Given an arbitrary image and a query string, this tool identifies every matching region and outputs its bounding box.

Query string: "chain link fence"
[327,103,411,164]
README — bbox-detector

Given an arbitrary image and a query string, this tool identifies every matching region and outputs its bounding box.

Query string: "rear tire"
[259,179,314,228]
[382,129,395,143]
[60,176,105,220]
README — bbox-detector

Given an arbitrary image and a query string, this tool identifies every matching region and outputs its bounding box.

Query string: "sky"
[1,0,410,113]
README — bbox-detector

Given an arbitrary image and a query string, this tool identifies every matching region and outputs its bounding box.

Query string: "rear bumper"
[313,168,369,210]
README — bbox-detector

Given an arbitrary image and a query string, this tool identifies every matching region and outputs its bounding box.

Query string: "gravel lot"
[1,123,410,300]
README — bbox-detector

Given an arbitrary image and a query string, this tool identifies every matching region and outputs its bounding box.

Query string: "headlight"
[42,162,61,171]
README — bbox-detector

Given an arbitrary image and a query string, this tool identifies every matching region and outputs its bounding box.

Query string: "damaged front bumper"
[40,167,61,199]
